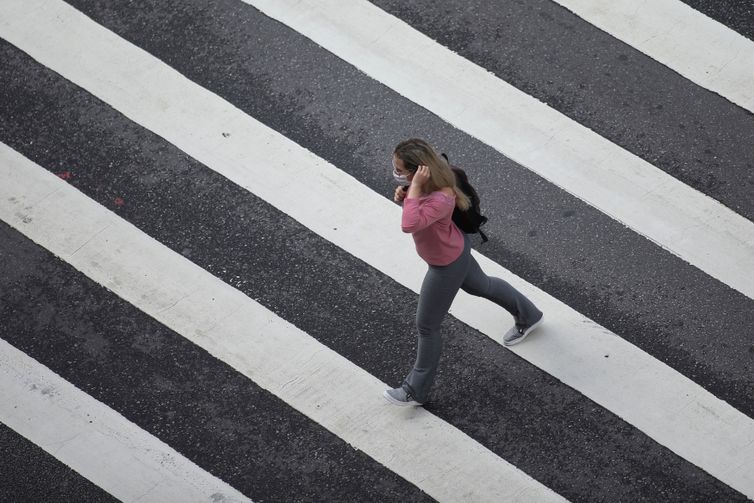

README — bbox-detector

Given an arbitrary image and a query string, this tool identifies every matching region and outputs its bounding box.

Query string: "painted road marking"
[243,0,754,302]
[552,0,754,113]
[0,338,251,503]
[0,0,752,497]
[0,143,568,502]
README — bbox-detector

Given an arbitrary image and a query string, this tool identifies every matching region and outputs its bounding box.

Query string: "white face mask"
[393,168,410,186]
[392,160,411,186]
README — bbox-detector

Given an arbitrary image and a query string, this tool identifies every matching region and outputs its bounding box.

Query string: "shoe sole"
[383,390,422,407]
[503,314,544,347]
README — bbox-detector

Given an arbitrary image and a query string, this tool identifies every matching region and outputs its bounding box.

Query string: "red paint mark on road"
[56,171,72,180]
[114,197,125,207]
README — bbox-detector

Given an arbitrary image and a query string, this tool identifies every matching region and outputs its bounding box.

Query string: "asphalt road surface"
[1,1,752,502]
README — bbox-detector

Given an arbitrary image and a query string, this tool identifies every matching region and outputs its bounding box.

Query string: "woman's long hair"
[393,138,470,210]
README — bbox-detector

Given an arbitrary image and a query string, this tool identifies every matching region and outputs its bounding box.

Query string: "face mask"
[393,168,410,186]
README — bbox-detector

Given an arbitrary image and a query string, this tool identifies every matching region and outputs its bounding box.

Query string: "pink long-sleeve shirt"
[402,191,464,266]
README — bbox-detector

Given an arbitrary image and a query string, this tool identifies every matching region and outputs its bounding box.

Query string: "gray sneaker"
[383,386,423,406]
[503,314,544,346]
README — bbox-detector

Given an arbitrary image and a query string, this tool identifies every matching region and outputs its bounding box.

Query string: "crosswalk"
[1,0,752,501]
[550,0,754,113]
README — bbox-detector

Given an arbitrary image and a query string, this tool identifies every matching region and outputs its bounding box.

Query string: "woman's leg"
[402,251,469,403]
[460,254,542,329]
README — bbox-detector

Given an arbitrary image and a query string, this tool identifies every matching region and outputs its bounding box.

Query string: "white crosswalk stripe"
[551,0,754,113]
[246,0,754,301]
[0,142,567,503]
[0,337,253,503]
[0,0,752,501]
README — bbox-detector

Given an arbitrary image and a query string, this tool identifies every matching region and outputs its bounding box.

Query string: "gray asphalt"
[0,221,432,503]
[59,0,754,416]
[372,0,754,220]
[1,0,752,501]
[0,422,118,503]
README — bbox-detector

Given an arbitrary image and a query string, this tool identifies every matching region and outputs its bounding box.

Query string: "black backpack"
[442,153,489,243]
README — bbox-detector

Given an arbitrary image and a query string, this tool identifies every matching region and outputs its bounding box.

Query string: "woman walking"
[384,138,544,406]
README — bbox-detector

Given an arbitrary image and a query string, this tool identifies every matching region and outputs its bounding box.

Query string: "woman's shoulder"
[418,187,455,203]
[432,187,456,201]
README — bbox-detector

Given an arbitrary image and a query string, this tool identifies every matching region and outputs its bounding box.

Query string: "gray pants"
[403,236,542,403]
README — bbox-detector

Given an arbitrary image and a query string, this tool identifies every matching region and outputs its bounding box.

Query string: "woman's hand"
[394,185,407,203]
[412,165,431,187]
[406,165,430,200]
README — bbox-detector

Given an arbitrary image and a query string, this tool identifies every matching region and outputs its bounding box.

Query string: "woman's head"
[393,138,470,210]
